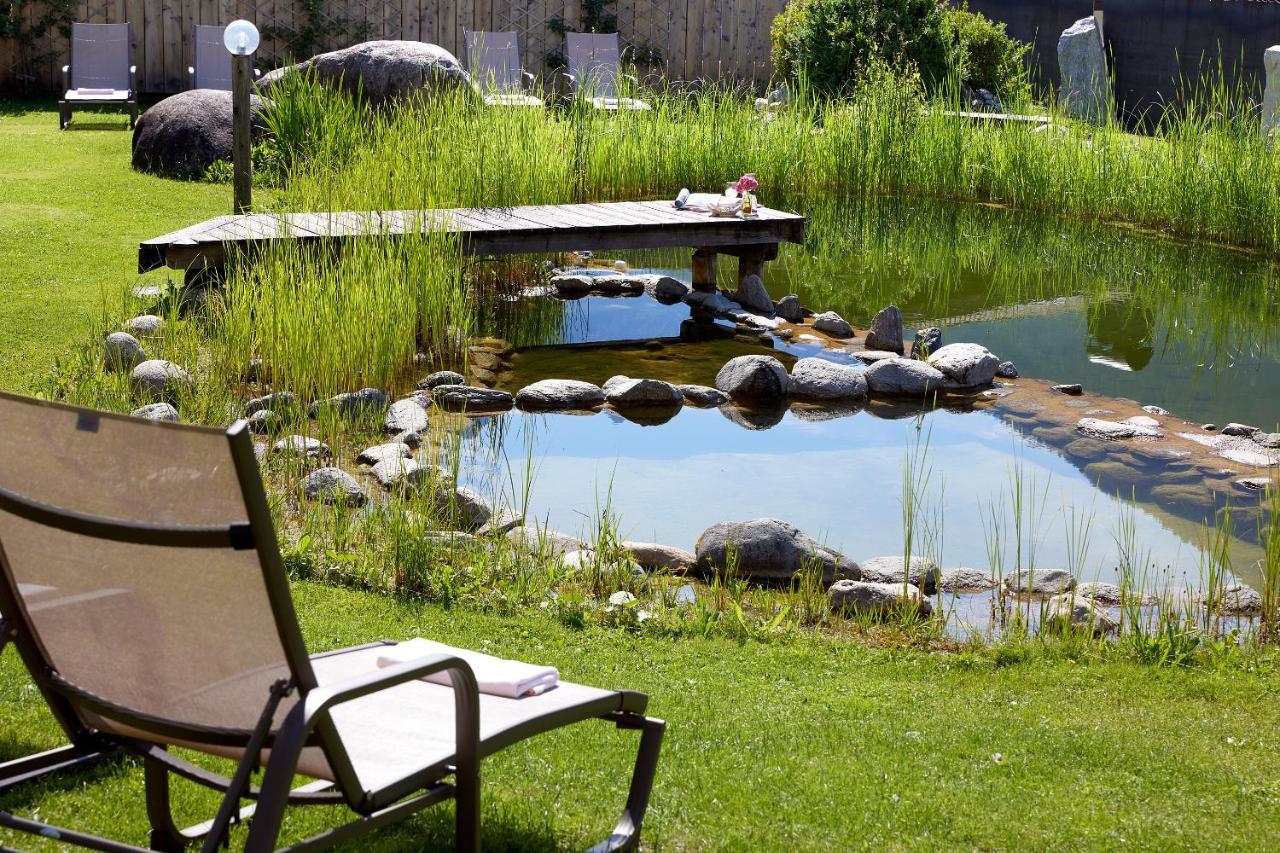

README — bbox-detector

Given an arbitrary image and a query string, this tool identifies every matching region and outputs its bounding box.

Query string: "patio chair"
[0,391,664,852]
[466,31,543,107]
[59,22,137,129]
[564,32,651,112]
[188,25,262,91]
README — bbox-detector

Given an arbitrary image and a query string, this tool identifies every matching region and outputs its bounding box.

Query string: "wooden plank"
[144,0,166,93]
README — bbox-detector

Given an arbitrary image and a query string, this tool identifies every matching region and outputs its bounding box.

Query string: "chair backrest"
[69,22,132,92]
[566,32,621,99]
[467,30,522,93]
[192,24,233,90]
[0,392,318,752]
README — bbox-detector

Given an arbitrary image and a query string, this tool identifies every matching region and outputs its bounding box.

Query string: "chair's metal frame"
[59,22,139,130]
[0,397,664,851]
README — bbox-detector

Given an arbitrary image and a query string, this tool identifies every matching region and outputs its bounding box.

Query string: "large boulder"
[864,306,904,354]
[695,518,859,583]
[259,40,477,107]
[1043,593,1118,635]
[734,274,775,314]
[789,357,868,401]
[927,343,1000,388]
[1003,568,1076,596]
[515,379,605,410]
[829,580,933,620]
[131,89,270,178]
[1057,17,1111,123]
[715,355,789,402]
[863,358,944,397]
[603,377,684,408]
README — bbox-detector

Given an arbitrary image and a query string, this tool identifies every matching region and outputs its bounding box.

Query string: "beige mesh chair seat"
[59,22,138,129]
[0,391,663,852]
[565,33,651,112]
[466,31,543,107]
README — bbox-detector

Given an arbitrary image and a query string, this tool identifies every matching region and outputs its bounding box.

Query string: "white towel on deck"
[376,638,559,699]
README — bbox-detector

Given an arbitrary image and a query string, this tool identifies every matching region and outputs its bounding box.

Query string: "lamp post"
[223,20,259,214]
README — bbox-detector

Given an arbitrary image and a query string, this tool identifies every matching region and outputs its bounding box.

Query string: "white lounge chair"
[466,30,543,107]
[59,22,137,129]
[565,32,651,112]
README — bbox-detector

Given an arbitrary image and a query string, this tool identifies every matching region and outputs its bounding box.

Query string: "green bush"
[943,5,1031,100]
[771,0,950,96]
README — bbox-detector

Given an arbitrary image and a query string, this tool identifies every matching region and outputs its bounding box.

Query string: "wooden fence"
[0,0,788,94]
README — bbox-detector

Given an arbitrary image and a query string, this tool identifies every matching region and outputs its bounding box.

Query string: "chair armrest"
[254,68,261,79]
[62,65,69,92]
[521,70,535,90]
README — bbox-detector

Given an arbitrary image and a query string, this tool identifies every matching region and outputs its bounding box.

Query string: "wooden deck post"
[691,249,718,292]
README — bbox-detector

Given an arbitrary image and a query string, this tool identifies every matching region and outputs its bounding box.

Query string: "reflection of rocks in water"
[720,402,787,430]
[864,398,932,421]
[1086,300,1155,371]
[611,404,682,427]
[788,401,862,422]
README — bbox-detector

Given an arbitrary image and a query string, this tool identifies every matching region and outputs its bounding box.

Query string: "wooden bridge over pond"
[139,201,807,292]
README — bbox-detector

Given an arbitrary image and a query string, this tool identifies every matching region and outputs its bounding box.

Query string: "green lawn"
[1,100,1279,851]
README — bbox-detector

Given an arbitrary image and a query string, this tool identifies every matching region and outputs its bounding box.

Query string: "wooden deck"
[138,200,807,274]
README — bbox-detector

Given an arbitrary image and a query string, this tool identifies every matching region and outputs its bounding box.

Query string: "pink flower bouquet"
[734,173,759,194]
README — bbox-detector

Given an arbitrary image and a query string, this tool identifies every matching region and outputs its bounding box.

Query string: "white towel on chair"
[376,638,559,699]
[75,88,115,96]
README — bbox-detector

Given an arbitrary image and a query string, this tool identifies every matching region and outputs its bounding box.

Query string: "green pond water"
[461,198,1277,591]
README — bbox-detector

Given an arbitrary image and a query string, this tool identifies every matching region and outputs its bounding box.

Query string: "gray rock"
[515,379,605,410]
[433,384,514,411]
[1142,404,1170,415]
[622,541,697,571]
[369,456,427,488]
[1057,16,1112,123]
[864,306,905,354]
[604,377,684,408]
[996,361,1019,379]
[858,555,941,595]
[642,274,689,302]
[1053,383,1084,395]
[789,357,868,401]
[1076,417,1161,441]
[1237,477,1272,492]
[245,409,277,433]
[477,508,524,537]
[1221,423,1260,437]
[393,429,423,448]
[1075,581,1125,606]
[695,517,859,583]
[433,483,492,530]
[937,567,997,594]
[125,314,165,336]
[272,435,329,459]
[715,355,789,402]
[506,524,582,557]
[384,397,431,433]
[418,370,466,390]
[303,467,366,507]
[1218,583,1263,616]
[811,311,854,338]
[131,89,270,177]
[1044,593,1118,635]
[311,387,388,418]
[928,343,1000,388]
[852,350,902,365]
[775,294,806,323]
[1003,568,1077,596]
[863,358,944,397]
[1265,46,1280,139]
[551,273,643,296]
[734,274,774,314]
[130,359,193,401]
[104,332,144,371]
[828,580,933,619]
[677,384,729,407]
[1254,432,1280,449]
[912,327,942,359]
[130,402,178,422]
[247,391,295,414]
[357,442,412,465]
[259,40,476,108]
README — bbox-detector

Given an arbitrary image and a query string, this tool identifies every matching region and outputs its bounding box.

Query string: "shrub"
[771,0,950,96]
[943,5,1031,100]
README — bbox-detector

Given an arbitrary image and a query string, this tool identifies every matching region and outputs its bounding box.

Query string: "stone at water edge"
[130,402,179,422]
[775,294,806,323]
[1218,583,1263,617]
[996,361,1019,379]
[858,555,942,595]
[259,40,477,108]
[477,508,524,537]
[864,306,905,354]
[811,311,854,339]
[246,391,295,414]
[604,377,684,408]
[912,327,942,359]
[356,442,412,466]
[369,456,428,488]
[1255,432,1280,449]
[1221,423,1261,437]
[1075,581,1127,607]
[1263,46,1280,139]
[1142,404,1170,415]
[1043,594,1118,636]
[129,360,193,401]
[432,384,515,412]
[384,397,431,433]
[937,567,997,594]
[677,384,729,407]
[788,357,868,401]
[643,274,689,302]
[715,355,789,402]
[734,274,775,315]
[310,388,389,418]
[1003,568,1077,595]
[104,332,144,371]
[1076,417,1161,441]
[863,358,944,397]
[433,483,493,531]
[392,429,423,448]
[828,580,933,620]
[245,409,277,433]
[1057,16,1112,123]
[302,468,367,507]
[852,350,901,365]
[515,379,605,411]
[1052,383,1084,396]
[927,343,1000,388]
[272,435,330,459]
[695,517,859,583]
[506,525,584,558]
[418,370,466,390]
[622,541,697,572]
[125,314,165,336]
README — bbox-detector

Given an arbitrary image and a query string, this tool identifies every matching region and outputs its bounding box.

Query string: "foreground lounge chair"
[0,391,664,851]
[188,24,260,90]
[466,31,543,107]
[59,22,137,129]
[564,32,651,112]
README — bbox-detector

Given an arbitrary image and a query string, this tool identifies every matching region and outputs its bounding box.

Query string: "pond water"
[461,198,1276,594]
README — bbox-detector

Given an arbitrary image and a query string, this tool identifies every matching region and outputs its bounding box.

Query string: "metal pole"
[232,52,252,214]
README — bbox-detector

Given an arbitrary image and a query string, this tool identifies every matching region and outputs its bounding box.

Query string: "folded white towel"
[376,638,559,699]
[75,88,116,96]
